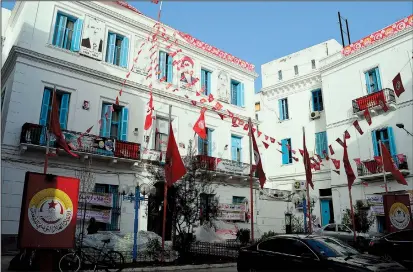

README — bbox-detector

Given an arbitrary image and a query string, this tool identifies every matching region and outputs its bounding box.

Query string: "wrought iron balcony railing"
[20,123,140,160]
[196,155,255,177]
[352,88,396,114]
[357,154,409,177]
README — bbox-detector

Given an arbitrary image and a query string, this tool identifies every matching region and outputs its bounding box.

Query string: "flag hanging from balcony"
[250,123,266,189]
[381,142,408,186]
[165,124,187,186]
[344,130,351,139]
[378,94,389,112]
[363,109,372,125]
[392,73,405,97]
[396,154,406,164]
[303,128,314,190]
[144,91,154,130]
[329,144,335,155]
[353,120,364,135]
[193,108,207,139]
[354,158,361,167]
[50,91,79,158]
[343,137,356,190]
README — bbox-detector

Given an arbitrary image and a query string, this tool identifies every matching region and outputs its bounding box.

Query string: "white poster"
[131,35,150,74]
[78,192,113,207]
[216,158,249,176]
[80,15,105,60]
[77,209,112,224]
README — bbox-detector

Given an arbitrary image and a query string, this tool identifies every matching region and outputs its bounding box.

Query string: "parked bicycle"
[59,238,125,272]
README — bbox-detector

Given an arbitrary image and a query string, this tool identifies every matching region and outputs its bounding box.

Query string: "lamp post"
[121,182,156,263]
[396,123,413,137]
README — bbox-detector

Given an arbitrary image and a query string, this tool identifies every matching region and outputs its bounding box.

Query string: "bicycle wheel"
[102,251,125,272]
[59,252,81,272]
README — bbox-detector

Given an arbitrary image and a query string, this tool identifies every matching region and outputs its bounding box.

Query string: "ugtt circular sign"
[389,202,411,230]
[28,188,74,234]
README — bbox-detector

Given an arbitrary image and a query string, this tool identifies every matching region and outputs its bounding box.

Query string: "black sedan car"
[237,234,408,271]
[368,229,413,270]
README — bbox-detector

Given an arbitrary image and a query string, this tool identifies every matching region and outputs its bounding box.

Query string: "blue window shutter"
[371,131,379,156]
[231,136,237,161]
[365,72,371,94]
[119,36,129,68]
[59,94,70,129]
[240,83,245,107]
[120,107,129,140]
[106,33,116,64]
[100,104,112,137]
[278,99,284,120]
[231,83,237,105]
[201,70,205,93]
[167,54,173,83]
[207,129,212,156]
[312,91,316,112]
[39,88,51,126]
[323,132,328,156]
[198,135,203,155]
[375,68,382,91]
[71,18,83,51]
[159,51,166,79]
[206,71,211,95]
[315,133,320,156]
[281,139,288,164]
[54,14,67,47]
[387,127,396,156]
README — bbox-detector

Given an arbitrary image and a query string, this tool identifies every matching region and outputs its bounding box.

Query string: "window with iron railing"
[365,67,382,94]
[52,12,83,52]
[100,103,128,140]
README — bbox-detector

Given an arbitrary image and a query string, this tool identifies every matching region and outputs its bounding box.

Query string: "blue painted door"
[320,199,331,226]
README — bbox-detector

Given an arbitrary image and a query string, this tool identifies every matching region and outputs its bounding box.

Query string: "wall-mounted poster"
[217,71,230,103]
[180,56,197,90]
[80,15,105,60]
[132,35,150,74]
[383,194,413,233]
[18,172,80,249]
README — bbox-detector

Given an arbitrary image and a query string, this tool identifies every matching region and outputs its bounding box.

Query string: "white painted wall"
[1,8,11,37]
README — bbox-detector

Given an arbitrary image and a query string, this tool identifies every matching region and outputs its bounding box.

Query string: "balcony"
[357,154,409,181]
[195,155,257,183]
[352,88,396,115]
[20,123,141,168]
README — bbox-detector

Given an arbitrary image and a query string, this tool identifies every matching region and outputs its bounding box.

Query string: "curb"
[85,263,237,272]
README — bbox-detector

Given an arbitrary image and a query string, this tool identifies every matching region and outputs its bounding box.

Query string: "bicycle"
[59,238,125,272]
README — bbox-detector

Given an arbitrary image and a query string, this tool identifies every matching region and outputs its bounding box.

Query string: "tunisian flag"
[165,124,187,186]
[251,124,266,188]
[193,108,207,139]
[50,91,79,158]
[392,73,405,97]
[144,91,154,130]
[303,129,314,190]
[381,142,408,186]
[343,137,356,190]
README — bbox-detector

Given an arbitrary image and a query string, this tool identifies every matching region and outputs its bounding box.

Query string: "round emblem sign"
[28,188,74,235]
[389,202,411,230]
[198,120,205,130]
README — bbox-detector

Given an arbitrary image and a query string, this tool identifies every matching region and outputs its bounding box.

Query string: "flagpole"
[379,140,388,193]
[43,86,56,174]
[348,186,357,243]
[248,118,254,242]
[161,104,172,260]
[303,127,312,234]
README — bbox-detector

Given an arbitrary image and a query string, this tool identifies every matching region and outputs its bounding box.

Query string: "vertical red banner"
[19,172,80,248]
[383,194,413,233]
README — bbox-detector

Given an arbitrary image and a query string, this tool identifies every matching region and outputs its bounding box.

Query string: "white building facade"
[1,1,261,249]
[257,15,413,231]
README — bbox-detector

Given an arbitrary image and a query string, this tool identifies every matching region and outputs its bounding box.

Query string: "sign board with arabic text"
[77,209,111,224]
[79,192,113,207]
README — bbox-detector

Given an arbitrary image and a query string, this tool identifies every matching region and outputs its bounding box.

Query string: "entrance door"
[320,199,331,226]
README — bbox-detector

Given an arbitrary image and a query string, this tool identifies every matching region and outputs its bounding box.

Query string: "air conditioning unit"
[310,111,321,120]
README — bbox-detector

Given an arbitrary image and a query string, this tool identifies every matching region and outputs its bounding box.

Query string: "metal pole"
[379,140,388,193]
[161,105,172,258]
[132,186,140,262]
[43,86,56,174]
[303,126,312,234]
[345,19,351,44]
[338,12,345,48]
[248,118,254,241]
[303,195,307,233]
[348,186,357,243]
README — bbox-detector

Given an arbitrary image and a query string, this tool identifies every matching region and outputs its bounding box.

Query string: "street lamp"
[396,123,413,137]
[121,181,156,262]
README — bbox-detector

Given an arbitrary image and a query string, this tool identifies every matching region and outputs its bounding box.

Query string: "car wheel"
[382,254,392,261]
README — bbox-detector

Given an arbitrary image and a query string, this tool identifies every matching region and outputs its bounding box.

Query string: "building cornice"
[261,71,322,99]
[1,46,258,125]
[320,27,413,73]
[77,1,259,78]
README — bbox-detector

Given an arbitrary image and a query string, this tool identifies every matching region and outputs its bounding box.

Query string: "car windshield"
[306,237,359,257]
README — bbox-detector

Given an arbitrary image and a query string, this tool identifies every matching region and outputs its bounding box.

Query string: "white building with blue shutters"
[1,1,271,250]
[257,15,413,232]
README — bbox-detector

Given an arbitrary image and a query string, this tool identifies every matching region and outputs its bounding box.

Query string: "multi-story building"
[1,1,260,249]
[257,14,413,231]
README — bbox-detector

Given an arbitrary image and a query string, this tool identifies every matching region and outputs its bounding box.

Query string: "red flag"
[336,138,345,148]
[77,125,94,148]
[277,149,284,154]
[213,102,223,111]
[331,158,340,169]
[262,142,269,149]
[232,117,239,127]
[251,127,256,134]
[303,129,314,190]
[151,0,159,4]
[50,91,79,158]
[165,124,187,186]
[314,163,320,171]
[392,73,405,97]
[265,135,269,141]
[353,120,364,135]
[378,94,389,112]
[208,94,214,103]
[396,154,406,163]
[193,109,207,139]
[191,100,197,106]
[270,137,275,143]
[217,113,225,120]
[316,154,322,163]
[329,144,335,155]
[364,109,372,125]
[299,149,304,156]
[238,119,245,126]
[323,150,329,161]
[227,110,234,118]
[277,141,282,146]
[343,137,356,189]
[257,131,262,138]
[243,124,249,131]
[381,142,407,185]
[144,92,154,130]
[354,158,361,166]
[344,130,351,139]
[293,157,299,162]
[333,170,340,175]
[251,124,266,188]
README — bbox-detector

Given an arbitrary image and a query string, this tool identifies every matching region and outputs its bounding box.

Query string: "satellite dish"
[140,183,151,196]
